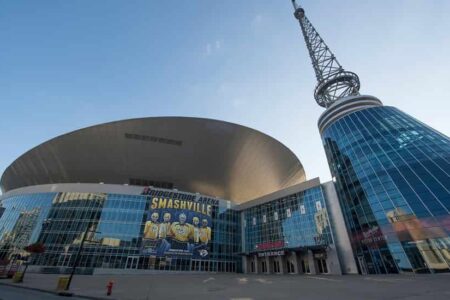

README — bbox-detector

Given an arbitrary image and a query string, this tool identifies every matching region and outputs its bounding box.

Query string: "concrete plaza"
[1,273,450,300]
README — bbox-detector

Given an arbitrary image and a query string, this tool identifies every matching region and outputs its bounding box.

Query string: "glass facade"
[322,105,450,274]
[243,187,334,253]
[0,189,241,273]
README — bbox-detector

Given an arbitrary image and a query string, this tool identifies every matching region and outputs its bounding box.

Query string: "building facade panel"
[0,187,241,273]
[241,185,343,275]
[322,105,450,274]
[243,187,332,252]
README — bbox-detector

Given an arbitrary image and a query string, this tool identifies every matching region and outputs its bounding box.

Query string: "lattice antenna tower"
[291,0,360,108]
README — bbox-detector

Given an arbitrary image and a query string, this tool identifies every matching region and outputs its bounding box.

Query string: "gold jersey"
[199,227,211,244]
[144,221,159,240]
[158,222,171,239]
[191,226,200,243]
[170,222,192,242]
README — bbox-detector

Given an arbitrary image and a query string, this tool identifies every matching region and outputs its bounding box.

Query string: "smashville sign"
[150,197,213,217]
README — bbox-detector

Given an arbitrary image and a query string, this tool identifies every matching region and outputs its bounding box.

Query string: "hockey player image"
[142,212,160,255]
[159,212,172,239]
[144,212,160,240]
[191,218,211,259]
[169,213,192,250]
[199,219,211,244]
[191,217,200,243]
[155,212,172,256]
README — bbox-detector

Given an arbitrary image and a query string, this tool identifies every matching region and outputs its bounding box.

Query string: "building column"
[254,255,260,274]
[242,256,248,274]
[298,252,305,274]
[289,251,300,274]
[326,245,342,275]
[308,250,317,275]
[266,256,274,274]
[278,256,287,274]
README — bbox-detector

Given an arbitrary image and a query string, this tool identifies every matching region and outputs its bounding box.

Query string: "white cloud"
[205,39,223,56]
[205,43,212,55]
[251,14,263,27]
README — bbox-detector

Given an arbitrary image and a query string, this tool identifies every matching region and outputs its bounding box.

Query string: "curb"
[0,281,116,300]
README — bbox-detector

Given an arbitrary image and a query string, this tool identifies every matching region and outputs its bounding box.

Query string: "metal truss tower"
[291,0,360,108]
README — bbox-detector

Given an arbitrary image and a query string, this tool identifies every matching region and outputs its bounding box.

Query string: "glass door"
[125,256,139,269]
[357,256,368,275]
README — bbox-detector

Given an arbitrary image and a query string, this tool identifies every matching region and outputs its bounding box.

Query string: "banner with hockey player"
[141,196,213,259]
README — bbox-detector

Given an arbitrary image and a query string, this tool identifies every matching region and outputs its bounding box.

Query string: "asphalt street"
[1,273,450,300]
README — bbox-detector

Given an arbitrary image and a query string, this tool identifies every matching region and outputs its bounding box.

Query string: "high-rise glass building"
[319,96,450,274]
[292,0,450,274]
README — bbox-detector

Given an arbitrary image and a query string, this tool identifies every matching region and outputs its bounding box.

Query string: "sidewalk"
[0,274,116,300]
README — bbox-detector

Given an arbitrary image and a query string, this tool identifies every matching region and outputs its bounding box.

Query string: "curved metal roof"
[0,117,306,204]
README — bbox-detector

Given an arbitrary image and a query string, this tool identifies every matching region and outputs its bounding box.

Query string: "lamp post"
[41,218,53,244]
[64,223,100,292]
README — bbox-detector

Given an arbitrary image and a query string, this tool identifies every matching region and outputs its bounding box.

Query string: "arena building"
[0,117,357,275]
[2,2,449,277]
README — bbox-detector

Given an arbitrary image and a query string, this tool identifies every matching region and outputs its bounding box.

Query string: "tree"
[20,242,45,282]
[24,243,45,254]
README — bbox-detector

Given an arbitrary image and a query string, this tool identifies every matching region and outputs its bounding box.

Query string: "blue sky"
[1,0,449,190]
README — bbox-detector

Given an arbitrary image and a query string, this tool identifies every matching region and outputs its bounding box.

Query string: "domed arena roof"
[0,117,306,204]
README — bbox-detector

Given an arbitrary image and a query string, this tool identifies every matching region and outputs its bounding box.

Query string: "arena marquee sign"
[255,240,285,251]
[150,197,212,216]
[257,250,285,257]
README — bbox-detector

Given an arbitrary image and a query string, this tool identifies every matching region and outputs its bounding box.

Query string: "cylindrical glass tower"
[319,95,450,274]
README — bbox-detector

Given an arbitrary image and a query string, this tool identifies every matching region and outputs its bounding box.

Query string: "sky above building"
[1,0,449,193]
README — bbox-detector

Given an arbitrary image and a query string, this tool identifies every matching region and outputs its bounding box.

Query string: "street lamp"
[63,222,100,294]
[41,218,53,244]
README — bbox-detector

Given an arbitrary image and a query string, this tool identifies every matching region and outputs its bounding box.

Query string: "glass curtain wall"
[243,187,333,253]
[322,106,450,274]
[0,190,241,273]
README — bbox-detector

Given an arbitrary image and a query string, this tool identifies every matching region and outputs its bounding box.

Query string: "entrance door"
[125,256,139,269]
[357,256,368,275]
[57,254,71,267]
[316,258,328,274]
[261,260,267,273]
[286,260,296,273]
[273,259,281,273]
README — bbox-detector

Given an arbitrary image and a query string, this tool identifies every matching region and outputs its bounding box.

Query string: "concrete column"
[273,257,278,274]
[278,256,287,274]
[322,181,358,274]
[296,252,305,274]
[289,251,300,274]
[262,256,273,274]
[254,255,260,274]
[242,256,248,274]
[308,250,317,275]
[326,245,342,275]
[299,252,307,273]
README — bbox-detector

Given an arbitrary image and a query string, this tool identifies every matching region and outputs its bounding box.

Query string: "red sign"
[255,240,284,251]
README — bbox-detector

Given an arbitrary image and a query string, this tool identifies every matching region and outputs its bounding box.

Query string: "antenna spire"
[292,0,360,108]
